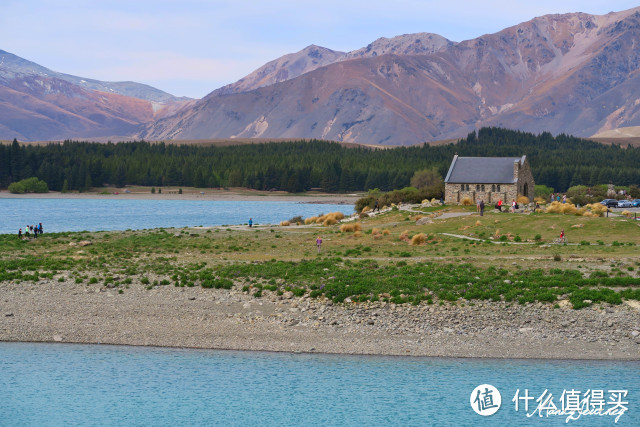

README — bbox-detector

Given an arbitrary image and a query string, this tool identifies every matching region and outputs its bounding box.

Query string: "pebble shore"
[1,280,639,360]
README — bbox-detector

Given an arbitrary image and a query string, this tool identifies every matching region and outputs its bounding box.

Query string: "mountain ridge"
[3,6,640,143]
[140,6,640,145]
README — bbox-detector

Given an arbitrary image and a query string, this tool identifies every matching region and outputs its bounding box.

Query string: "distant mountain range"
[0,50,194,141]
[3,6,640,144]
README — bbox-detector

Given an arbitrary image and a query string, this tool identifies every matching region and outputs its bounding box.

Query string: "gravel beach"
[1,279,638,360]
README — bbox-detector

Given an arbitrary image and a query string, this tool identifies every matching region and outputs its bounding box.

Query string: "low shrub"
[340,223,362,233]
[410,233,427,245]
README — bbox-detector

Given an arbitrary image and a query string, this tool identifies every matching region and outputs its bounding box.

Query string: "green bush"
[8,177,49,194]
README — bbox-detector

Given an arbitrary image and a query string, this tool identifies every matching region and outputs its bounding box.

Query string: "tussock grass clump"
[410,233,427,245]
[475,220,482,227]
[280,221,290,226]
[340,223,362,233]
[382,229,390,235]
[361,206,372,214]
[371,228,381,236]
[316,212,345,225]
[304,216,318,225]
[413,215,425,221]
[323,218,338,226]
[545,201,577,215]
[353,231,363,238]
[461,197,473,206]
[586,203,607,216]
[621,210,633,218]
[546,201,609,217]
[517,195,530,205]
[399,230,411,242]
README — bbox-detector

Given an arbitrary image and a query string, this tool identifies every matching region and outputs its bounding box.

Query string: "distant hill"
[140,7,640,145]
[0,49,194,141]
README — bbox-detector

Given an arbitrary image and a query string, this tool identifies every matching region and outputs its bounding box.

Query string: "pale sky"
[1,1,638,98]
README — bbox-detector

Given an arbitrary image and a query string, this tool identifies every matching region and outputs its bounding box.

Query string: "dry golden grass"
[410,233,427,245]
[517,195,530,205]
[586,203,607,216]
[353,231,363,238]
[545,201,609,217]
[413,215,425,221]
[399,230,410,242]
[461,197,473,206]
[475,220,482,227]
[304,216,318,225]
[339,223,362,233]
[621,210,633,217]
[315,212,345,225]
[382,229,390,236]
[371,228,382,236]
[280,221,290,226]
[534,197,547,204]
[361,206,371,214]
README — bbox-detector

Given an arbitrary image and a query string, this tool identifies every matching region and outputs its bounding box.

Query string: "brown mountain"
[141,7,640,145]
[0,50,193,141]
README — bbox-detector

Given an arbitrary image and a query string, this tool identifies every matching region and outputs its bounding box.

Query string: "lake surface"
[0,198,354,234]
[0,343,638,426]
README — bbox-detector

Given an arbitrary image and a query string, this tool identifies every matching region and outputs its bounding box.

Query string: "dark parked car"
[632,199,640,207]
[600,199,618,208]
[617,200,633,208]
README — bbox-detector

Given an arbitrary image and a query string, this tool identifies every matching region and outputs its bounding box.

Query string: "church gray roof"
[444,156,525,184]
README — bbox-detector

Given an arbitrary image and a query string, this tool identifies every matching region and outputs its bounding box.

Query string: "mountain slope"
[141,7,640,145]
[0,50,193,141]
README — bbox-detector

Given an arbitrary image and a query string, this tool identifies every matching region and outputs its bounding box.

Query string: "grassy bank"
[1,206,639,309]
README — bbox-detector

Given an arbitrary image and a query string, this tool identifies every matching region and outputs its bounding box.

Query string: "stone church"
[444,155,534,205]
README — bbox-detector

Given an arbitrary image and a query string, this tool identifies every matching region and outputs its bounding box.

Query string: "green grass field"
[1,206,639,309]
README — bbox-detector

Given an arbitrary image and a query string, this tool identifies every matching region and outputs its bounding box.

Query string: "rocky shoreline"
[1,279,639,360]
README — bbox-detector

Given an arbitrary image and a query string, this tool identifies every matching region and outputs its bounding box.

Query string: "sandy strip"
[0,190,361,204]
[1,280,638,360]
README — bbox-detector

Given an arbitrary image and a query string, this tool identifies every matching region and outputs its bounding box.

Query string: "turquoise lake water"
[0,198,353,234]
[0,343,638,426]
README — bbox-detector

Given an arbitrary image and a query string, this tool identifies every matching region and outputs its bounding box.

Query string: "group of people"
[490,199,522,213]
[550,193,567,203]
[18,223,43,239]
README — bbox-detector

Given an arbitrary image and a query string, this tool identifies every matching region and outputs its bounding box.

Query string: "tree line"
[0,128,639,193]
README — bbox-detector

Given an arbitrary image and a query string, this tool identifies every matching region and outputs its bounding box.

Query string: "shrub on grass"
[410,233,427,245]
[280,221,291,226]
[461,197,473,206]
[304,216,318,225]
[340,223,362,233]
[517,195,529,205]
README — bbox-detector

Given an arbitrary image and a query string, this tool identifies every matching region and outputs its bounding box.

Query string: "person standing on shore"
[25,226,29,239]
[374,199,380,212]
[39,223,43,234]
[18,228,22,239]
[316,236,322,254]
[248,218,253,228]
